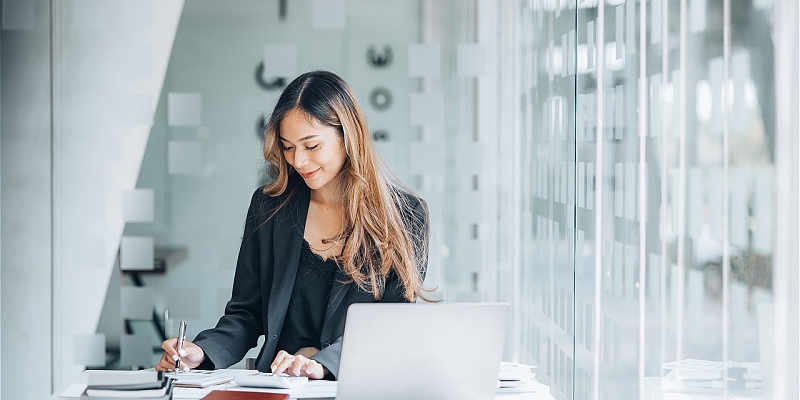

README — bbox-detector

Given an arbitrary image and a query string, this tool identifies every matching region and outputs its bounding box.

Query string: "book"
[87,371,165,390]
[201,391,289,400]
[82,379,173,400]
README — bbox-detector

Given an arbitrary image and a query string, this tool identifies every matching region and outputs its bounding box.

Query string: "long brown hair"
[263,70,429,302]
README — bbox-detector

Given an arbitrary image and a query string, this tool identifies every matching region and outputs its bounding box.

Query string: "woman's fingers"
[161,338,179,357]
[155,337,204,371]
[291,356,306,377]
[271,350,292,374]
[271,350,325,379]
[302,359,323,378]
[156,338,179,371]
[155,352,177,372]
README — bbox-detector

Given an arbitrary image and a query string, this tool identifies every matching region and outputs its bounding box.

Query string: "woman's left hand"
[270,349,326,379]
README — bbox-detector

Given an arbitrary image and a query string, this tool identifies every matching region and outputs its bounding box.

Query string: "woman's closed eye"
[282,144,319,151]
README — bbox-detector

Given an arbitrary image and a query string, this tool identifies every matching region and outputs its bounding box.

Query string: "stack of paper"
[497,361,547,394]
[82,370,173,399]
[661,359,763,393]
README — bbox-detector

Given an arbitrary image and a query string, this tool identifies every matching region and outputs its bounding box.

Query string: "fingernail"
[183,367,190,372]
[172,354,180,361]
[178,349,187,357]
[270,365,276,372]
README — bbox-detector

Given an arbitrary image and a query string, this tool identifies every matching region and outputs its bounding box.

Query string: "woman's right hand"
[155,338,205,372]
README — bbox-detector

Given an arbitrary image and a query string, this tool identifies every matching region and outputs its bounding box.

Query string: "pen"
[176,321,187,372]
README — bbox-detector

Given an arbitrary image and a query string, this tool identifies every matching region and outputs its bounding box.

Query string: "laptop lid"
[336,302,510,400]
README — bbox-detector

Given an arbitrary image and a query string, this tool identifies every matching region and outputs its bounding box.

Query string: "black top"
[274,240,340,358]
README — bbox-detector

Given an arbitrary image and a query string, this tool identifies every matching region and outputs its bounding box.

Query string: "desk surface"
[49,370,555,400]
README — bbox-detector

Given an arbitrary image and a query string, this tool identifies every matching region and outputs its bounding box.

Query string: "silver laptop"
[336,302,510,400]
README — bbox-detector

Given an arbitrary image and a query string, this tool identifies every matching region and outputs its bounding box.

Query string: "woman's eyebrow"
[279,134,319,143]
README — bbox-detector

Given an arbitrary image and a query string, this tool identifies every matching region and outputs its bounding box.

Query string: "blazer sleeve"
[309,196,429,379]
[193,188,269,369]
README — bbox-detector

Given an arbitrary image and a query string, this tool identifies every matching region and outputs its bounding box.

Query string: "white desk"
[643,377,763,399]
[49,370,555,400]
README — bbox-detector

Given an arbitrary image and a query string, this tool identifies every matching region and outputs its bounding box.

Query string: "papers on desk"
[499,361,537,383]
[660,359,763,393]
[165,370,238,388]
[497,361,543,393]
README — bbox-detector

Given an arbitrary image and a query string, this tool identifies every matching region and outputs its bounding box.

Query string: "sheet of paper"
[58,384,87,398]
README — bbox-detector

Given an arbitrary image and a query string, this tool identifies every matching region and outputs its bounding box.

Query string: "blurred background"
[2,0,799,399]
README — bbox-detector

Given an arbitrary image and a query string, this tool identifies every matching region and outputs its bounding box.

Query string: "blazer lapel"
[266,183,311,337]
[323,269,352,328]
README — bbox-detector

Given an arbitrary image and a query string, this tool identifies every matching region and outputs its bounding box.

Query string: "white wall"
[1,1,53,399]
[50,0,184,390]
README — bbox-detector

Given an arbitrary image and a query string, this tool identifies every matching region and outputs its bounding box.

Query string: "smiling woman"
[279,109,347,192]
[155,70,431,380]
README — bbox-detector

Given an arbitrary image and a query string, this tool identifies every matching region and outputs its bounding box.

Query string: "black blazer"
[194,176,428,378]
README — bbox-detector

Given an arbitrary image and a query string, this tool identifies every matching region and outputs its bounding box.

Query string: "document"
[165,370,241,388]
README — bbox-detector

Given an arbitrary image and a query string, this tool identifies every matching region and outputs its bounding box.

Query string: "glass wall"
[518,2,577,399]
[515,0,794,398]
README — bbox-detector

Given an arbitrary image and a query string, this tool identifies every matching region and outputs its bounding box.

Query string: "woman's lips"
[299,168,320,179]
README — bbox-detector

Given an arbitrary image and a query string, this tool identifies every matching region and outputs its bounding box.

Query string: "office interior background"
[2,0,799,399]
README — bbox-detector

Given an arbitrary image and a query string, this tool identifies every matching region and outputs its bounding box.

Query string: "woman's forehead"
[280,109,338,142]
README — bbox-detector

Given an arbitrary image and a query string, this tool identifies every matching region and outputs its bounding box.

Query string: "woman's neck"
[310,179,344,208]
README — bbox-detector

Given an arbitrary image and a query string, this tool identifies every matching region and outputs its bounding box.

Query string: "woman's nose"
[293,149,309,167]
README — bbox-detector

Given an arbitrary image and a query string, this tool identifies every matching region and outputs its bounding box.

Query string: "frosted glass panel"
[167,288,202,320]
[120,334,152,367]
[408,44,441,77]
[408,142,445,174]
[167,92,202,127]
[453,240,482,272]
[168,140,202,175]
[457,44,487,77]
[312,0,346,30]
[263,44,298,79]
[121,188,154,223]
[121,286,154,320]
[409,93,444,127]
[120,236,154,271]
[569,0,779,398]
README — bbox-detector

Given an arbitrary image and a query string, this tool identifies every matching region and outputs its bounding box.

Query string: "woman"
[155,70,429,380]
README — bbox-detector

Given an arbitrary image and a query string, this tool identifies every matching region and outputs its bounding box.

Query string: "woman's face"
[279,108,347,191]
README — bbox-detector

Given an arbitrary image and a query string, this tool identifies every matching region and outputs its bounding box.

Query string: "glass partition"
[516,0,783,398]
[518,2,578,398]
[570,0,777,398]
